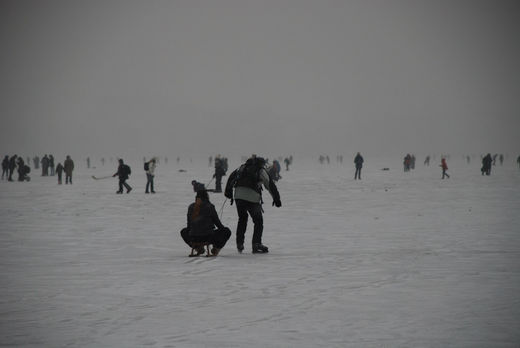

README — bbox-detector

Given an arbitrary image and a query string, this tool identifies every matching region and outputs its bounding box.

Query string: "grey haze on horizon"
[1,0,519,160]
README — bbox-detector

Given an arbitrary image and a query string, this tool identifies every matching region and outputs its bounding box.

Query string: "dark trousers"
[66,173,72,184]
[442,169,450,179]
[118,178,132,193]
[355,166,362,180]
[146,173,154,193]
[235,199,264,246]
[57,173,63,184]
[180,227,231,249]
[8,168,15,181]
[2,168,7,179]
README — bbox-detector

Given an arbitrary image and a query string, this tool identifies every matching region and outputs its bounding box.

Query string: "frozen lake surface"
[1,156,519,347]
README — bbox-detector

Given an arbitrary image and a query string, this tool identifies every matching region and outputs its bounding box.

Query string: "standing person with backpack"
[144,158,156,194]
[113,159,132,194]
[225,155,281,254]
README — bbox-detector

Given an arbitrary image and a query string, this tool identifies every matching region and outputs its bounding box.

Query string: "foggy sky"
[1,0,519,159]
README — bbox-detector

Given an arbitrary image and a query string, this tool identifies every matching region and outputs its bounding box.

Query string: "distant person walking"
[16,157,29,182]
[16,157,24,181]
[64,155,74,184]
[41,155,49,176]
[267,160,282,182]
[440,158,450,179]
[2,155,9,180]
[213,155,227,193]
[56,162,64,184]
[403,154,411,172]
[113,159,132,194]
[145,158,156,194]
[49,155,55,176]
[284,157,291,171]
[33,156,40,169]
[481,153,492,176]
[354,152,364,180]
[8,155,17,181]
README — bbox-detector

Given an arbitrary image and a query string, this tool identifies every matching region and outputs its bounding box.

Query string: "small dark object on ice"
[381,168,390,171]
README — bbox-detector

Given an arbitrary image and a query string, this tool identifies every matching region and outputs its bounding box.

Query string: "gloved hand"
[230,198,234,206]
[273,199,282,207]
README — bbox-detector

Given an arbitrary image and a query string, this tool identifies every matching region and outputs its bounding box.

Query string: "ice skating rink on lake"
[1,156,519,347]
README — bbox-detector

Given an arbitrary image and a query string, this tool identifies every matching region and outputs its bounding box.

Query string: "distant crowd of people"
[1,155,30,182]
[3,151,519,258]
[1,154,74,184]
[312,152,516,180]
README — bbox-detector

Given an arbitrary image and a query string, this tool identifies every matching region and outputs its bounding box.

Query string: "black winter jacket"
[115,164,131,180]
[187,200,225,237]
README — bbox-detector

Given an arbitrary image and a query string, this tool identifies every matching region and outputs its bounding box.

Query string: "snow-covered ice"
[1,156,519,347]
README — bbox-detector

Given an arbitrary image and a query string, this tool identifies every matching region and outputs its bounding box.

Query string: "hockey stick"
[92,175,113,180]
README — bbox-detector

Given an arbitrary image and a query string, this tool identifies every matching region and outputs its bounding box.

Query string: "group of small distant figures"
[418,153,516,178]
[206,155,292,193]
[1,154,74,184]
[315,152,520,180]
[3,151,519,188]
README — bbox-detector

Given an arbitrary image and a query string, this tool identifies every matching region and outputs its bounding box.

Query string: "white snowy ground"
[1,156,519,348]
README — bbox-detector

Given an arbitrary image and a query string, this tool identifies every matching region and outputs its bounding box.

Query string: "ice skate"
[252,243,268,254]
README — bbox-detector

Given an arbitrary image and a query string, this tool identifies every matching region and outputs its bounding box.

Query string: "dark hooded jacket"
[115,162,131,180]
[354,154,364,168]
[187,199,225,237]
[64,157,74,175]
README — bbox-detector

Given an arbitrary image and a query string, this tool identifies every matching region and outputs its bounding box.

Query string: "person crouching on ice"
[180,190,231,256]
